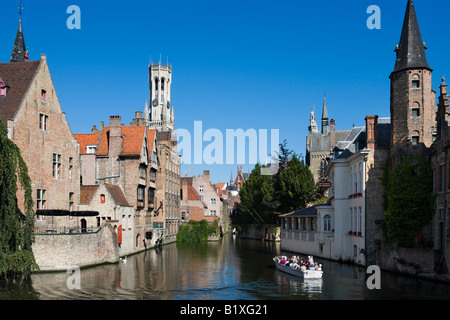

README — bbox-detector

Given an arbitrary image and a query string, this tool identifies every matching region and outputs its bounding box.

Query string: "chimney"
[330,119,336,150]
[92,125,97,133]
[365,115,379,151]
[109,115,123,157]
[181,178,189,201]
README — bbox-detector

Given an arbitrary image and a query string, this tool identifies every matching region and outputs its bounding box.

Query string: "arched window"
[323,215,331,232]
[412,74,420,88]
[161,78,165,91]
[412,102,420,117]
[154,78,159,91]
[100,194,106,204]
[412,131,420,145]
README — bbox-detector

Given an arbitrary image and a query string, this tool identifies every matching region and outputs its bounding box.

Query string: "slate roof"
[280,204,331,218]
[393,0,431,73]
[10,21,27,63]
[0,60,40,124]
[332,118,391,160]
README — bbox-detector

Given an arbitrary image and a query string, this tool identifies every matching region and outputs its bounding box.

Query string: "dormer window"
[0,79,6,97]
[41,89,47,102]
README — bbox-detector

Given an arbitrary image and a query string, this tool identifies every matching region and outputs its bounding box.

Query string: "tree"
[382,155,435,247]
[277,154,316,213]
[0,121,38,280]
[237,141,317,226]
[238,163,275,224]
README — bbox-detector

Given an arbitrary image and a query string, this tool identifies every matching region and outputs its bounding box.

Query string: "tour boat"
[273,258,323,279]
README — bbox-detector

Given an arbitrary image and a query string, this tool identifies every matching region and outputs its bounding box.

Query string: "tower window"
[412,102,420,117]
[41,90,47,102]
[412,131,420,145]
[412,74,420,89]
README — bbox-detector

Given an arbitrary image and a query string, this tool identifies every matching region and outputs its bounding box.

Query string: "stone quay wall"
[33,223,119,272]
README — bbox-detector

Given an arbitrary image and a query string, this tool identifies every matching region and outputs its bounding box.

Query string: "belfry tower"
[148,59,174,132]
[389,0,435,167]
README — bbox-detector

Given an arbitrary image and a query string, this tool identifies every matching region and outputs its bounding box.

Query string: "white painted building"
[282,126,372,265]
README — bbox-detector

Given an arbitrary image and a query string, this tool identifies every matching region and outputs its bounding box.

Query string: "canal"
[2,234,450,300]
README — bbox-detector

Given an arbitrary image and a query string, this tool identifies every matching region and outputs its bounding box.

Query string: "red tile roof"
[97,126,156,157]
[74,132,100,155]
[80,185,99,205]
[105,184,131,207]
[80,184,131,207]
[187,185,208,208]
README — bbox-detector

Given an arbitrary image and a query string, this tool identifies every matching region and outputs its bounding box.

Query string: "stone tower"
[148,60,174,132]
[389,0,436,167]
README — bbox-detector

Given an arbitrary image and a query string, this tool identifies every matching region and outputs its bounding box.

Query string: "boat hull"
[274,260,323,279]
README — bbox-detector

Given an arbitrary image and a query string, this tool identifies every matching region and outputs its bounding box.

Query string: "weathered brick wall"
[11,56,80,231]
[33,223,119,272]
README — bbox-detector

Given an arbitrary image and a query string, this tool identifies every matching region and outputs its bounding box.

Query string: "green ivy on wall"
[381,155,436,247]
[0,121,38,280]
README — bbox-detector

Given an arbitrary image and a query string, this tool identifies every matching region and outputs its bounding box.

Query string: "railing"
[34,226,101,235]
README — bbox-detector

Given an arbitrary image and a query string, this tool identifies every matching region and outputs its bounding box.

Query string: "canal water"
[3,234,450,300]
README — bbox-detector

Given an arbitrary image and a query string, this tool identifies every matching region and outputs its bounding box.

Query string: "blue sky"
[1,0,450,183]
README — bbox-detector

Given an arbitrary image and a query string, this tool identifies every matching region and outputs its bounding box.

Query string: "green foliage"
[381,155,435,247]
[277,154,316,213]
[0,121,38,279]
[237,141,317,226]
[177,220,220,242]
[238,163,275,224]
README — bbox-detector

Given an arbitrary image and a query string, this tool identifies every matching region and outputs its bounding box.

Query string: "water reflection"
[2,234,450,300]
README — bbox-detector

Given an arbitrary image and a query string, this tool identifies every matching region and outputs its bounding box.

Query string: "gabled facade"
[180,177,208,224]
[191,170,224,227]
[76,115,160,251]
[0,52,81,232]
[78,181,134,256]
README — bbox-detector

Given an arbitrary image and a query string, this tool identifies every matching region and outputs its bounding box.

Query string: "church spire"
[392,0,431,74]
[10,0,28,63]
[321,92,329,136]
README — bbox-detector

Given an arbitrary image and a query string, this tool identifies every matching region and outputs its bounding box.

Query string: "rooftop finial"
[18,0,23,20]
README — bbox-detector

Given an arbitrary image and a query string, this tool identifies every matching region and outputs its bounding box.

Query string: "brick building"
[180,177,208,224]
[312,0,443,274]
[431,78,450,273]
[191,171,224,230]
[0,17,81,233]
[75,115,159,252]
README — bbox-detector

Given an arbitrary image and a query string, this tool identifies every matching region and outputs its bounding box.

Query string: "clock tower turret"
[148,59,174,132]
